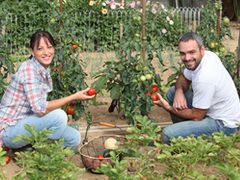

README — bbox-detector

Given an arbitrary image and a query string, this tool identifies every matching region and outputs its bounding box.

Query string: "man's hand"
[153,93,171,111]
[173,89,188,111]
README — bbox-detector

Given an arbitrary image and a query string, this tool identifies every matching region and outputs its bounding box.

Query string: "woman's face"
[31,37,55,68]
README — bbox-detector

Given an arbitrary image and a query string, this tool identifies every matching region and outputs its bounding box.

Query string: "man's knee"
[162,126,175,144]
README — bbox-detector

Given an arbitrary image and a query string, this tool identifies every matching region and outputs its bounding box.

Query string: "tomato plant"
[48,39,87,120]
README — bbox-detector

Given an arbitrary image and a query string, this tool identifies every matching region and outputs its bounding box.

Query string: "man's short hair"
[178,32,204,48]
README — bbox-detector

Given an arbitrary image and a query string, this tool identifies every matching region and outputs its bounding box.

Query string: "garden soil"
[1,22,240,179]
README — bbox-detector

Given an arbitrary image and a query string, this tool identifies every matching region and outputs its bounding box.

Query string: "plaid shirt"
[0,57,52,143]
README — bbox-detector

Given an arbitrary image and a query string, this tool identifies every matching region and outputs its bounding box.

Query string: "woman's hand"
[73,88,96,101]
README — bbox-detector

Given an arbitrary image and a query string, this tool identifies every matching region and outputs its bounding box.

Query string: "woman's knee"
[64,128,81,150]
[72,131,81,147]
[49,109,68,126]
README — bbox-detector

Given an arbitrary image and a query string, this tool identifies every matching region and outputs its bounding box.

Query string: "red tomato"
[87,87,96,96]
[71,44,78,49]
[5,155,11,164]
[97,154,104,159]
[144,91,152,96]
[151,85,159,92]
[66,105,74,115]
[151,94,159,101]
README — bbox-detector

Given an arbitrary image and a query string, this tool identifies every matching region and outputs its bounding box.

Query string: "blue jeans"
[163,87,240,144]
[2,109,80,151]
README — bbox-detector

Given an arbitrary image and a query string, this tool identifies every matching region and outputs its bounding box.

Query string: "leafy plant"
[197,0,231,47]
[97,115,162,179]
[0,43,14,98]
[12,124,83,179]
[96,151,130,180]
[125,115,161,148]
[155,132,240,178]
[48,42,87,120]
[92,52,161,123]
[92,2,187,123]
[0,147,8,179]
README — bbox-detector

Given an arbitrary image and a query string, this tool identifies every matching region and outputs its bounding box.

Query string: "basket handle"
[82,122,118,144]
[96,122,116,128]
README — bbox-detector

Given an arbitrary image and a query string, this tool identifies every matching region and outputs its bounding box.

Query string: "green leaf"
[92,75,108,91]
[110,85,122,99]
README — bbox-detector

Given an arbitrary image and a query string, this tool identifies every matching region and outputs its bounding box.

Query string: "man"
[154,32,240,144]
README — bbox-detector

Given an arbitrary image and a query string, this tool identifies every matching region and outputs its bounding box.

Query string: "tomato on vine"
[145,74,152,80]
[87,87,96,96]
[144,91,152,96]
[66,105,74,115]
[151,94,159,101]
[140,75,146,82]
[151,85,159,92]
[71,43,78,49]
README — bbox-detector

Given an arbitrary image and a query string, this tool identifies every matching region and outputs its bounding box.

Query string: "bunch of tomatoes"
[145,85,159,101]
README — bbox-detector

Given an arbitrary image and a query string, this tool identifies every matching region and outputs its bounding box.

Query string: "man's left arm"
[154,93,207,121]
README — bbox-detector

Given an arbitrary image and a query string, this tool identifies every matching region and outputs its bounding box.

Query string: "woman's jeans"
[163,87,240,144]
[2,109,80,151]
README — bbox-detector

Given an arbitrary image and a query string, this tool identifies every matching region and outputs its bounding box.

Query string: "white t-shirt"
[183,50,240,128]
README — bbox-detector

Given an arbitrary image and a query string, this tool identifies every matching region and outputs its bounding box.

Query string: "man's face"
[179,39,204,71]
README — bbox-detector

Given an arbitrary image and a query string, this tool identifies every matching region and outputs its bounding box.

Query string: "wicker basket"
[79,134,125,173]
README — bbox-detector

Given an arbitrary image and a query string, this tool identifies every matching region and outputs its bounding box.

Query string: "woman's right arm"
[39,88,95,116]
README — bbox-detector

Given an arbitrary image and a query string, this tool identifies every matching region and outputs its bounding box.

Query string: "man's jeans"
[163,87,240,144]
[2,109,80,151]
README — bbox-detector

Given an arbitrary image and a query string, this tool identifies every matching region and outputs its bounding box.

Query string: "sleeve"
[183,68,191,81]
[192,82,215,109]
[21,66,48,114]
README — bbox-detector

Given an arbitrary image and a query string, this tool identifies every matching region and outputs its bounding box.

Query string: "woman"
[0,30,95,151]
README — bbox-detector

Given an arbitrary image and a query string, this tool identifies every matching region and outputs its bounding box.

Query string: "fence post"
[217,1,222,42]
[60,0,63,13]
[141,0,146,63]
[237,29,240,78]
[119,0,124,40]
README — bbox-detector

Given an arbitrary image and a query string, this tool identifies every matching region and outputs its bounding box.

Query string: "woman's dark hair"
[29,30,55,50]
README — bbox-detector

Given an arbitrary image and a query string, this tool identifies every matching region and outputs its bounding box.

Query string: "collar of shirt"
[31,56,51,78]
[31,56,52,91]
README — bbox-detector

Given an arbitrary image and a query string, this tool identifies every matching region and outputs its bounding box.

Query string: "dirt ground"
[1,22,240,179]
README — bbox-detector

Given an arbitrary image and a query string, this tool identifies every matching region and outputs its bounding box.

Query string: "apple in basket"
[104,137,118,150]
